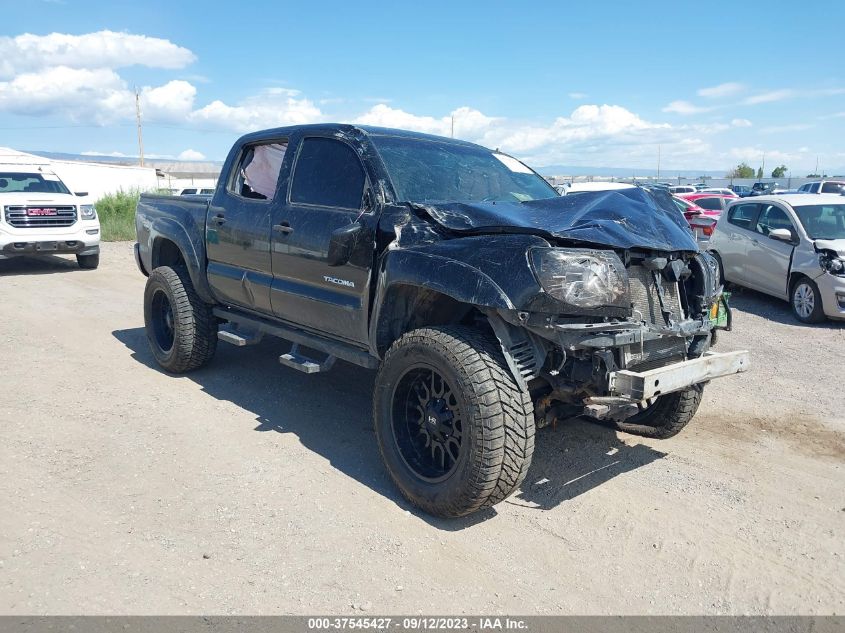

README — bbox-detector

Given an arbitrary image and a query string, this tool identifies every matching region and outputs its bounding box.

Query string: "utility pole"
[657,145,661,179]
[761,152,765,179]
[450,115,454,139]
[135,86,145,167]
[815,155,820,176]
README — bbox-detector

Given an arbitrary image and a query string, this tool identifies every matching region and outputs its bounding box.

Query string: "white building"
[0,148,159,201]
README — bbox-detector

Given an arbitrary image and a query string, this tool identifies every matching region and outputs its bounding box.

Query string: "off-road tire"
[613,386,703,439]
[374,326,535,518]
[790,276,825,324]
[143,265,217,373]
[76,253,99,269]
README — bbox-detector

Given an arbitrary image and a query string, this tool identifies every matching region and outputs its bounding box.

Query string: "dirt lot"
[1,242,843,615]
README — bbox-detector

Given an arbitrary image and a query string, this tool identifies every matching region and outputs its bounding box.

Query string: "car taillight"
[702,223,715,236]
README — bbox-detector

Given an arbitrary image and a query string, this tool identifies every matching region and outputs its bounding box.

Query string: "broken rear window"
[371,137,557,204]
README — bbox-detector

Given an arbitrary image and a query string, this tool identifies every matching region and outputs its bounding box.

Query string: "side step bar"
[217,328,263,346]
[212,306,379,371]
[279,343,336,374]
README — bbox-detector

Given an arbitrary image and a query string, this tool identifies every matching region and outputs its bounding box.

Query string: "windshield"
[0,172,70,194]
[793,204,845,239]
[371,136,557,203]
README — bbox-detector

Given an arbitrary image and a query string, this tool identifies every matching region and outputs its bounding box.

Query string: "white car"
[0,165,100,268]
[709,193,845,322]
[669,185,698,194]
[557,182,635,195]
[700,188,738,197]
[797,180,845,195]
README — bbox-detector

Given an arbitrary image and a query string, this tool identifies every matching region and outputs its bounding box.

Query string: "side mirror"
[768,228,795,243]
[75,191,88,197]
[327,222,363,267]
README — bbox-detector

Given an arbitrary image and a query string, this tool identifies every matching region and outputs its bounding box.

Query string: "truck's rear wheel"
[143,265,217,373]
[613,386,702,439]
[374,326,534,518]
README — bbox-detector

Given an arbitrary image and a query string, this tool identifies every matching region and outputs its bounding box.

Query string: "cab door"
[269,135,376,344]
[718,202,760,285]
[745,203,796,299]
[205,139,289,314]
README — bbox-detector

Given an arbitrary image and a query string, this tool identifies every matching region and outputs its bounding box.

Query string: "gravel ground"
[0,243,843,615]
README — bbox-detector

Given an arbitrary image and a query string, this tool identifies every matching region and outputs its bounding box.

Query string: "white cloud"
[0,31,196,79]
[742,89,793,105]
[142,80,197,120]
[662,100,713,115]
[697,82,745,98]
[353,104,500,139]
[731,118,752,127]
[759,123,814,134]
[189,88,322,132]
[568,92,588,100]
[177,149,205,161]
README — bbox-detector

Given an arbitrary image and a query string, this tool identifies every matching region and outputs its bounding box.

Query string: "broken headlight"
[819,252,845,275]
[819,251,845,275]
[530,248,629,309]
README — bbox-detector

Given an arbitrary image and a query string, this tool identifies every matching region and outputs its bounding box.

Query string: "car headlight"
[819,251,845,275]
[529,248,629,309]
[80,204,97,220]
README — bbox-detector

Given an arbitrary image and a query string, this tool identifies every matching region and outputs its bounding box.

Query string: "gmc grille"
[4,206,77,228]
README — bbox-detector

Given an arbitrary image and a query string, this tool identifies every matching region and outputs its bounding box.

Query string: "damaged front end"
[489,247,746,427]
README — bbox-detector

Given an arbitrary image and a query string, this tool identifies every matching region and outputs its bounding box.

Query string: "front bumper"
[609,350,749,400]
[0,222,100,258]
[814,272,845,320]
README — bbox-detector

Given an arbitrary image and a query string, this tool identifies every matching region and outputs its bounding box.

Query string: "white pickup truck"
[0,164,100,269]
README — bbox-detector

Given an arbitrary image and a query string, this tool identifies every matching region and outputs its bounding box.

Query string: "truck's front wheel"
[143,265,217,373]
[613,386,703,439]
[374,326,535,518]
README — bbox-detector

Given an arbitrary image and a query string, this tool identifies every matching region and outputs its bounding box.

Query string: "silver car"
[709,194,845,323]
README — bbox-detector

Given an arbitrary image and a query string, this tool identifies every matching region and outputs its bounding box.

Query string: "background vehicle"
[673,195,719,246]
[797,180,845,194]
[700,188,738,197]
[178,187,215,196]
[750,181,779,196]
[0,165,100,268]
[679,192,736,213]
[669,185,697,194]
[135,124,746,518]
[555,181,633,195]
[708,193,845,322]
[729,185,752,197]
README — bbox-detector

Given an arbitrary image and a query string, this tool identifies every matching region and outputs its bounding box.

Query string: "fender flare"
[149,216,216,304]
[369,249,514,356]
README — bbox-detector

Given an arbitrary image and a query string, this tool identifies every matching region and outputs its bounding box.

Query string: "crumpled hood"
[814,239,845,257]
[411,187,699,252]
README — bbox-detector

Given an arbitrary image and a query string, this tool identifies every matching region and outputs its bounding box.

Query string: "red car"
[678,192,737,213]
[672,195,720,243]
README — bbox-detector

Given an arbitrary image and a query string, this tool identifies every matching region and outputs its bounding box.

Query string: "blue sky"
[2,0,844,174]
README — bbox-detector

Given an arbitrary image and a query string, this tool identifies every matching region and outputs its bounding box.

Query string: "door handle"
[273,222,294,235]
[211,214,226,225]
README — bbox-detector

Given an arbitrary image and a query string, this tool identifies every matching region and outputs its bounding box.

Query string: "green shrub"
[95,190,140,241]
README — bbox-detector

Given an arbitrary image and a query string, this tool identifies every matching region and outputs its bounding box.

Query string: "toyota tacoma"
[135,124,748,518]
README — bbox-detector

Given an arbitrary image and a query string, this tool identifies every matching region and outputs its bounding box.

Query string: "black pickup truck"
[135,124,748,518]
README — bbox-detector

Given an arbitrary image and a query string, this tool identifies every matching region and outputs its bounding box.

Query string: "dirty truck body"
[135,124,747,517]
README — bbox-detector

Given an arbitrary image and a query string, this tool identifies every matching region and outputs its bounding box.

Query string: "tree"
[756,167,763,179]
[727,162,755,179]
[771,165,788,178]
